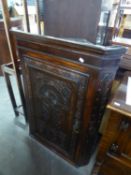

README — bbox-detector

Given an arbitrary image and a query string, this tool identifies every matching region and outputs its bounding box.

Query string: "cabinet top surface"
[107,72,131,117]
[11,30,127,55]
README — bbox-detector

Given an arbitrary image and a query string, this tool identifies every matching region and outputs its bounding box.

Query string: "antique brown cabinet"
[12,31,126,166]
[93,72,131,174]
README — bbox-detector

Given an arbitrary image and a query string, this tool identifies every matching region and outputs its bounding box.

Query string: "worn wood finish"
[11,30,126,166]
[93,72,131,174]
[44,0,102,43]
[97,154,131,175]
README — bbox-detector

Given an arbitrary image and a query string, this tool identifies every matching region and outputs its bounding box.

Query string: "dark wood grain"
[11,30,126,166]
[98,154,131,175]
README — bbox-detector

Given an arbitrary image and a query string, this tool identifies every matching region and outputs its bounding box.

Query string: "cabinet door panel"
[23,56,90,158]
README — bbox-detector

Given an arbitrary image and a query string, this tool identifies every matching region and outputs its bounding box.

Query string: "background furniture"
[0,0,27,122]
[93,72,131,175]
[113,0,131,38]
[2,62,26,120]
[113,37,131,71]
[97,0,131,45]
[102,27,131,45]
[96,10,110,45]
[0,17,22,75]
[44,0,102,43]
[12,30,126,166]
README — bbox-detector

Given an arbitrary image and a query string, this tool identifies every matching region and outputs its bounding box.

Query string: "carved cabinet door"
[22,55,96,161]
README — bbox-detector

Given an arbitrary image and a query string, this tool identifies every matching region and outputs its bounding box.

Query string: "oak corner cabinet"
[12,31,126,166]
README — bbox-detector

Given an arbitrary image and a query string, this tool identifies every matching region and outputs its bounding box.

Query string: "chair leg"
[17,72,28,123]
[3,72,19,117]
[2,63,28,123]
